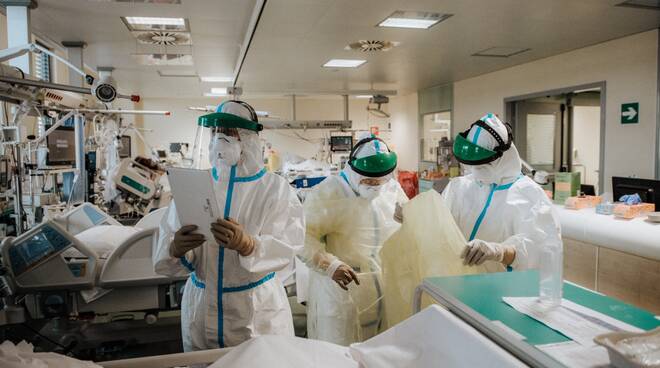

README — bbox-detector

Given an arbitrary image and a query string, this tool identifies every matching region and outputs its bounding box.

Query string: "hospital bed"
[0,203,185,358]
[97,305,529,368]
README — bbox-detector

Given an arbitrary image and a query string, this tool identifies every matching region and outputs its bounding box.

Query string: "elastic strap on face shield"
[455,120,513,165]
[220,100,259,122]
[471,119,513,154]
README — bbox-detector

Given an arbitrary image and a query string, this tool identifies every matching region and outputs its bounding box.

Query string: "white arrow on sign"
[622,106,638,120]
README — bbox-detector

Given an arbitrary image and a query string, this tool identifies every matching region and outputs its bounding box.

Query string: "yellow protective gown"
[302,172,408,345]
[380,190,487,329]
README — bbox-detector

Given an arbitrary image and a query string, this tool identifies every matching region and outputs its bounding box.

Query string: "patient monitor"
[0,221,97,293]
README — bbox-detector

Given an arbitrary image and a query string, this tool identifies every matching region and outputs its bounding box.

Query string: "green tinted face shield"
[453,119,513,165]
[453,134,499,165]
[198,112,263,132]
[348,137,398,177]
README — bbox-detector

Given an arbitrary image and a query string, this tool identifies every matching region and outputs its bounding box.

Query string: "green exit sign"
[621,103,639,124]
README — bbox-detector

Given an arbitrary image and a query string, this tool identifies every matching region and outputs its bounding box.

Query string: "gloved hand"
[330,263,360,291]
[461,239,515,266]
[210,218,256,256]
[170,225,205,258]
[393,202,404,224]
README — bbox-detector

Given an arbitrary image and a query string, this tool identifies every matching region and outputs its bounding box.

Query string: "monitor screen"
[331,136,353,152]
[46,126,75,165]
[612,176,660,209]
[119,136,131,158]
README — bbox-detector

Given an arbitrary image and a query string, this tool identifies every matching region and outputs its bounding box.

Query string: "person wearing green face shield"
[444,113,562,272]
[153,101,305,351]
[301,135,409,345]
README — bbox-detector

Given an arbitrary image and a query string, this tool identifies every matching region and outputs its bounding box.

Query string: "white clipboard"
[167,167,221,240]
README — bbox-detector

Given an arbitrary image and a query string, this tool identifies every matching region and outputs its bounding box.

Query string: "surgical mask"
[470,162,499,185]
[209,133,242,168]
[358,183,383,200]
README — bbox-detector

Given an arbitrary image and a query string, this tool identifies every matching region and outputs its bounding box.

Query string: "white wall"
[137,94,420,171]
[391,92,419,171]
[454,29,658,192]
[573,106,601,190]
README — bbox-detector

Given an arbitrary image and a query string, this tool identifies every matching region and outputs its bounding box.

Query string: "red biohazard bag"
[398,171,419,199]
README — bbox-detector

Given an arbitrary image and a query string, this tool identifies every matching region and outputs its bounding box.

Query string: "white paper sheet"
[503,297,642,346]
[536,341,612,368]
[167,167,220,241]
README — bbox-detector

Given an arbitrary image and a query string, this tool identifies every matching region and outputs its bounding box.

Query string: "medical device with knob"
[0,203,187,357]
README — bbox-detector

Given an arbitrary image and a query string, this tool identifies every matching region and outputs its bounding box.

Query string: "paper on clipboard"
[167,167,221,240]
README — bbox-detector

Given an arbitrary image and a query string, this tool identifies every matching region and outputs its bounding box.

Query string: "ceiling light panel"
[157,70,197,78]
[210,88,228,95]
[122,16,189,32]
[323,59,367,68]
[378,11,453,29]
[472,47,531,58]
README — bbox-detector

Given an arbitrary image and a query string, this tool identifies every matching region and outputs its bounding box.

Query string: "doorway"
[505,83,605,193]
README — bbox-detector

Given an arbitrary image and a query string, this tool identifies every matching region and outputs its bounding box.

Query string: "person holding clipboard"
[153,101,305,351]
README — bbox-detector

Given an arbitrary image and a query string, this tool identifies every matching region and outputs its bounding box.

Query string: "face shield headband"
[453,119,513,165]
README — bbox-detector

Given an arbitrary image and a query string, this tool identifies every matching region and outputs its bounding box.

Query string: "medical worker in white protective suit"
[445,113,562,271]
[302,136,408,345]
[153,100,305,351]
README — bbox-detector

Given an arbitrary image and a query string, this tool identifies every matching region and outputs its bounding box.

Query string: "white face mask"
[470,162,498,184]
[357,183,383,200]
[209,133,242,168]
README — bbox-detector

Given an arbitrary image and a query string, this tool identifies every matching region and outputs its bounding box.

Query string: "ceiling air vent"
[134,31,192,46]
[472,47,530,58]
[345,40,399,52]
[616,0,660,10]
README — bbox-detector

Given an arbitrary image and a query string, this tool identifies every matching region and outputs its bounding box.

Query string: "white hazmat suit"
[153,101,305,350]
[302,137,408,345]
[444,114,562,271]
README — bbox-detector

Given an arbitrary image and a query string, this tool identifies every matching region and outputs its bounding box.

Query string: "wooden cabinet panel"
[562,237,597,290]
[597,248,660,314]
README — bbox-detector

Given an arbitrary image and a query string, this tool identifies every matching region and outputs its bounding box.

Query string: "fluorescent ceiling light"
[125,17,185,26]
[355,95,373,99]
[121,16,188,32]
[210,87,228,95]
[378,11,452,29]
[323,59,366,68]
[200,76,233,83]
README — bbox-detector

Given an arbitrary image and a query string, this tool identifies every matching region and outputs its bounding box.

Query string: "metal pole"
[73,113,86,201]
[291,94,296,121]
[12,145,23,235]
[343,94,349,121]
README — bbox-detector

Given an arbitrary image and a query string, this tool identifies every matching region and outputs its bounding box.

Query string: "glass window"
[34,41,52,83]
[421,111,451,162]
[526,113,555,166]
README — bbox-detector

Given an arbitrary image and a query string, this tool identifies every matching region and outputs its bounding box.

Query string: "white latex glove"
[461,239,504,266]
